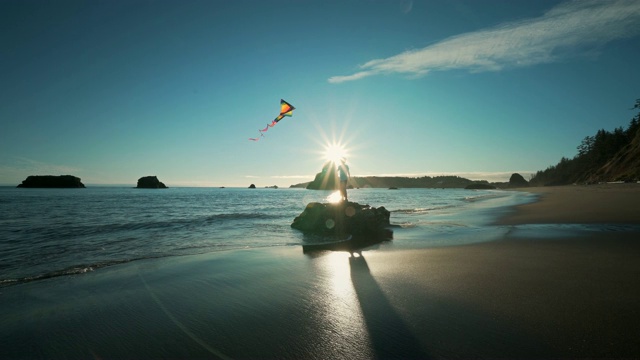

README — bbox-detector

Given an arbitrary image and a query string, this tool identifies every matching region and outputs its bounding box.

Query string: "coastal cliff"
[531,99,640,185]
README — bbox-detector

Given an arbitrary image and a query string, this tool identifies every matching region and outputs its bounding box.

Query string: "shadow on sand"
[349,252,431,359]
[303,244,553,358]
[347,251,553,358]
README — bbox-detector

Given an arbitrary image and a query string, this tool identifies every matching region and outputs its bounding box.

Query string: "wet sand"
[1,184,640,358]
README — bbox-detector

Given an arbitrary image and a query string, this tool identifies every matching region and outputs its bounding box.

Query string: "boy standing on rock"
[338,158,351,202]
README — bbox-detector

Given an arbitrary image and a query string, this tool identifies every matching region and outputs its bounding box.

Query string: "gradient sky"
[2,0,639,187]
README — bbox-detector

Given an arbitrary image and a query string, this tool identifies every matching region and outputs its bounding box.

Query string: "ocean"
[0,186,534,288]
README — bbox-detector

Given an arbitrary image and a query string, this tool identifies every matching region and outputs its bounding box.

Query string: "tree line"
[530,99,640,186]
[301,161,482,189]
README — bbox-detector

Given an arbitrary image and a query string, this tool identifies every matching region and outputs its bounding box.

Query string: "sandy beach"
[497,183,640,225]
[2,184,640,359]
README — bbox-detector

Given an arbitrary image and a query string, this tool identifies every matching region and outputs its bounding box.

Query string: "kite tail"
[249,133,265,141]
[249,99,295,142]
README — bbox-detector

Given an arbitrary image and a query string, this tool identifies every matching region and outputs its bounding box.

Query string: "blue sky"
[2,0,639,187]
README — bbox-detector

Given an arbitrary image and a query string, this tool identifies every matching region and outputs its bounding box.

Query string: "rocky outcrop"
[136,176,167,189]
[291,201,391,237]
[248,184,256,189]
[306,161,339,190]
[509,173,529,187]
[17,175,85,188]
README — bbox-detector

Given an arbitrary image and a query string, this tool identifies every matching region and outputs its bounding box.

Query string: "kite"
[248,99,295,141]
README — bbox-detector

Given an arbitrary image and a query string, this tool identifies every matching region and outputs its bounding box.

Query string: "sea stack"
[136,176,167,189]
[509,173,530,187]
[17,175,85,188]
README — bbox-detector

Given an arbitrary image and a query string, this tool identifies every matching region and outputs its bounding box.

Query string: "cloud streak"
[329,0,640,83]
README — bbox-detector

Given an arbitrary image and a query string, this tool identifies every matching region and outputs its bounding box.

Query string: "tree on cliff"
[530,98,640,185]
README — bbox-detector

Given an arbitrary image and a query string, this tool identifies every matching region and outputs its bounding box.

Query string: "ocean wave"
[172,242,241,252]
[0,258,139,288]
[1,250,230,288]
[396,222,417,228]
[0,238,297,288]
[11,212,276,239]
[392,204,458,214]
[463,192,505,202]
[392,208,431,214]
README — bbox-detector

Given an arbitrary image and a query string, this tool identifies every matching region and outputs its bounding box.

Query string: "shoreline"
[2,185,640,358]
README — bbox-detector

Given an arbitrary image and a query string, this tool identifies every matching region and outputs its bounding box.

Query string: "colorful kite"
[248,99,295,141]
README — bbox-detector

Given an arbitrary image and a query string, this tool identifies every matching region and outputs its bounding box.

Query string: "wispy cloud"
[329,0,640,83]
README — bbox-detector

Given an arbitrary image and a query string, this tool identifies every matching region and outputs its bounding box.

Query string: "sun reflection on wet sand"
[311,251,373,357]
[323,252,355,296]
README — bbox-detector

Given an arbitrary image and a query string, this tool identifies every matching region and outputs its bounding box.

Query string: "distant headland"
[17,175,85,188]
[289,166,529,190]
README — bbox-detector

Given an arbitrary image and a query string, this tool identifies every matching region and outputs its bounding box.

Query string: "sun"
[324,143,348,164]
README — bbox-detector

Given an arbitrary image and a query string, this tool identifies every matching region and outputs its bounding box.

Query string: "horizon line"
[0,171,536,188]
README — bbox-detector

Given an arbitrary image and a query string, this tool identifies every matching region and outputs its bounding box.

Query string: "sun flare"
[324,143,348,164]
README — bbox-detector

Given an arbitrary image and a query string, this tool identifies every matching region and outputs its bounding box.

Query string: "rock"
[17,175,85,188]
[291,201,391,237]
[509,173,529,187]
[306,161,339,190]
[136,176,167,189]
[465,183,496,189]
[248,184,256,189]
